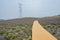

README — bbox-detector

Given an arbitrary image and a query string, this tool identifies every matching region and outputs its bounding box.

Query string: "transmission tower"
[19,0,23,18]
[19,3,22,17]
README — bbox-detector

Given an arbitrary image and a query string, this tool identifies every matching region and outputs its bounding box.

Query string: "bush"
[4,33,16,40]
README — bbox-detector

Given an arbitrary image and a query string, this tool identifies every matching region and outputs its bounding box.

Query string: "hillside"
[0,16,60,24]
[0,15,60,40]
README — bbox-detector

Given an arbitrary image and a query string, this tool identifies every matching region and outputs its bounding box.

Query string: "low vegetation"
[0,23,60,40]
[0,15,60,40]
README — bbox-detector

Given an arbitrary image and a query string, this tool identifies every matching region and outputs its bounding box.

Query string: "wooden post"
[32,20,57,40]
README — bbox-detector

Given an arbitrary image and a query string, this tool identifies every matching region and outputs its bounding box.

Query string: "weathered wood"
[32,20,57,40]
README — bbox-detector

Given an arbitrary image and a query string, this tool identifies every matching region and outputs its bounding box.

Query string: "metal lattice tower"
[19,3,22,18]
[19,0,23,18]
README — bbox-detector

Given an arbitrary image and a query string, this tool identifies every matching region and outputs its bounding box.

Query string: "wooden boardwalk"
[32,20,57,40]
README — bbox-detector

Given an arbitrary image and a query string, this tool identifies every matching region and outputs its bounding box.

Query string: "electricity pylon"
[19,3,22,18]
[19,0,23,18]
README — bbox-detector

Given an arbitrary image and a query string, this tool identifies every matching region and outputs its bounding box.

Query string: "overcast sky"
[0,0,60,20]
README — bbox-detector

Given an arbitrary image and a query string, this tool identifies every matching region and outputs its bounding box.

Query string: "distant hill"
[0,19,4,21]
[0,15,60,24]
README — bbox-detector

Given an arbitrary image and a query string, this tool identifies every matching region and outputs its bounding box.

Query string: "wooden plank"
[32,20,57,40]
